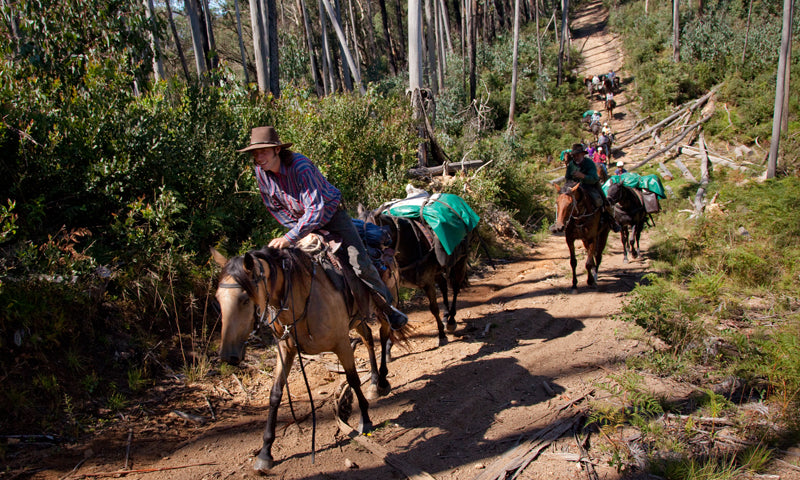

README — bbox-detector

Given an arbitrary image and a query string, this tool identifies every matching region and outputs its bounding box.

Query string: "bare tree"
[165,0,191,81]
[408,0,427,166]
[424,0,438,92]
[508,0,520,128]
[672,0,680,62]
[233,0,250,84]
[557,0,567,85]
[768,0,794,178]
[185,0,208,80]
[297,0,324,95]
[378,0,399,74]
[249,0,269,91]
[144,0,166,81]
[266,0,281,96]
[321,0,365,93]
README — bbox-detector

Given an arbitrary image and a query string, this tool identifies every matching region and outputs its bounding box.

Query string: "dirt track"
[4,1,667,479]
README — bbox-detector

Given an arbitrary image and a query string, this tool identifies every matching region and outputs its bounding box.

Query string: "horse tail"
[388,322,413,350]
[477,232,497,270]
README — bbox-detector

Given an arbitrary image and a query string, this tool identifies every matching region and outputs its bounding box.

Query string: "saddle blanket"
[382,192,480,255]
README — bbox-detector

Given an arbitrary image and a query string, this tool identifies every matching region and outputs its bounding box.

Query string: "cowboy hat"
[571,143,586,154]
[237,126,293,153]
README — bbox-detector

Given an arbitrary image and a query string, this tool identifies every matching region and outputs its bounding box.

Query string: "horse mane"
[560,179,579,194]
[220,247,313,298]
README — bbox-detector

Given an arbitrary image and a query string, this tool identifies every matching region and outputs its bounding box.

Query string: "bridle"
[560,187,600,228]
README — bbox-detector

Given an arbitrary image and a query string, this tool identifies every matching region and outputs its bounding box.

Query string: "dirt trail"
[5,2,667,479]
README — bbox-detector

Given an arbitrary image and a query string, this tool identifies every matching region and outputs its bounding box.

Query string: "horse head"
[212,247,282,365]
[550,182,581,233]
[606,182,622,205]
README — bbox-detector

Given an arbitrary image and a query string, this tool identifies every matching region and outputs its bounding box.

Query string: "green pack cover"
[602,172,666,199]
[384,193,480,255]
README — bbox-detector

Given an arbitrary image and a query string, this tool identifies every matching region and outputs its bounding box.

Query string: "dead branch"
[408,160,484,178]
[673,158,697,183]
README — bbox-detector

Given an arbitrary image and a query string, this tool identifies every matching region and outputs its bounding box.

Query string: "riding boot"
[604,206,621,233]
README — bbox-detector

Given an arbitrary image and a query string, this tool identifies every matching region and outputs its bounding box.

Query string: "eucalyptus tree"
[233,0,250,83]
[165,0,191,80]
[249,0,269,91]
[185,0,208,78]
[768,0,794,178]
[508,0,520,128]
[320,0,364,93]
[144,0,166,81]
[672,0,680,62]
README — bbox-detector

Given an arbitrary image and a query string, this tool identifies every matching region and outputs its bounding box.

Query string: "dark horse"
[606,182,647,263]
[602,76,615,96]
[359,207,475,347]
[550,181,611,291]
[212,241,408,472]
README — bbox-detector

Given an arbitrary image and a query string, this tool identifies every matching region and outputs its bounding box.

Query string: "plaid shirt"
[254,152,342,244]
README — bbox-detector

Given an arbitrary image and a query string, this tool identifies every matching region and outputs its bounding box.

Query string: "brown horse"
[212,241,406,472]
[550,181,611,291]
[605,98,616,117]
[358,207,476,348]
[606,182,647,263]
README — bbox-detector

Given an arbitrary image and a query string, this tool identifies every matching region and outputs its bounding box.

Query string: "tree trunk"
[319,0,336,92]
[233,0,250,84]
[535,0,542,78]
[741,0,752,64]
[185,0,208,80]
[409,0,428,166]
[508,0,520,129]
[165,0,191,81]
[768,0,793,178]
[672,0,680,62]
[394,0,407,67]
[267,0,281,96]
[1,0,21,55]
[347,0,363,83]
[359,0,379,62]
[201,0,219,70]
[298,0,323,95]
[321,0,365,93]
[333,0,353,91]
[144,0,166,82]
[249,0,269,91]
[438,0,453,53]
[557,0,567,85]
[781,0,793,133]
[424,0,438,93]
[377,0,399,75]
[469,0,477,102]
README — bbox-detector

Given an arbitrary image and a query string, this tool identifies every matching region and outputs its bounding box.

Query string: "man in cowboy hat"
[563,143,620,232]
[239,125,408,330]
[614,161,627,176]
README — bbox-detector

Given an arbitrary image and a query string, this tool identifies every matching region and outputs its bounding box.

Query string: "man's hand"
[268,237,291,249]
[574,172,585,180]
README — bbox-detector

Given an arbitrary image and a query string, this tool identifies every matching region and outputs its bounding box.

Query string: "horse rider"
[602,122,611,136]
[597,131,611,159]
[564,143,620,232]
[239,125,409,330]
[592,75,601,92]
[590,111,602,126]
[607,70,616,82]
[614,161,627,176]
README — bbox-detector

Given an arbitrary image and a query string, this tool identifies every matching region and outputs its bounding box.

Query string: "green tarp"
[384,193,480,255]
[602,172,667,199]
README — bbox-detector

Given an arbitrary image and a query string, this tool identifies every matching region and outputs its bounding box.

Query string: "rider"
[239,125,409,330]
[597,131,611,158]
[607,70,616,82]
[601,122,611,136]
[590,111,602,126]
[564,143,620,232]
[614,161,627,176]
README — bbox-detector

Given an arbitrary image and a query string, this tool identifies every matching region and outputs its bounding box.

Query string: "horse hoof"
[364,384,379,401]
[570,287,578,294]
[358,420,373,435]
[438,335,449,347]
[253,454,274,473]
[377,382,391,397]
[445,322,456,333]
[623,257,629,264]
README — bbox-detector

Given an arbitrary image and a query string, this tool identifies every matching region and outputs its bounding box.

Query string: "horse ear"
[210,247,228,267]
[551,183,561,194]
[243,252,255,272]
[570,184,581,193]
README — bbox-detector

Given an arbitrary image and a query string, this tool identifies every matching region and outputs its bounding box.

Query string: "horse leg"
[334,341,373,434]
[424,281,447,345]
[567,237,579,292]
[254,341,296,473]
[620,227,630,263]
[355,321,387,399]
[583,239,598,288]
[436,272,456,334]
[445,257,468,332]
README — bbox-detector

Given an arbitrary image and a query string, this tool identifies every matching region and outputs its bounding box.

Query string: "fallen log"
[631,112,714,170]
[673,158,697,183]
[658,162,674,180]
[408,160,484,177]
[678,145,750,172]
[699,134,710,184]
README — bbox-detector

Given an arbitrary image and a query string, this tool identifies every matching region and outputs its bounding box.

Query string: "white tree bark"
[321,0,365,93]
[768,0,793,178]
[249,0,269,91]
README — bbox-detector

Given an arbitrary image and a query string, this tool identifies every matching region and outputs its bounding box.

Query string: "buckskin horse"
[550,181,611,291]
[212,242,407,472]
[606,182,647,263]
[358,206,476,348]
